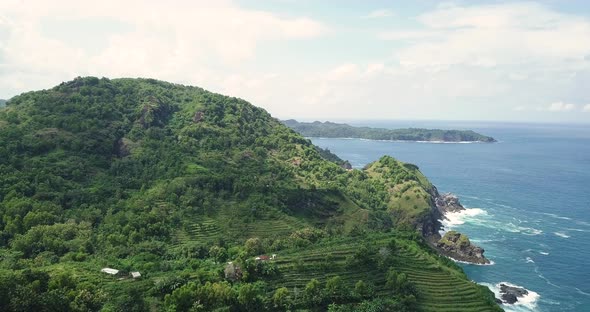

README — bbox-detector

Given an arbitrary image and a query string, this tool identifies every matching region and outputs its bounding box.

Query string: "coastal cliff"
[424,187,491,264]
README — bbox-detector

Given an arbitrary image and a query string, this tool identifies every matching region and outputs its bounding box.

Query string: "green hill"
[0,77,501,311]
[282,120,496,142]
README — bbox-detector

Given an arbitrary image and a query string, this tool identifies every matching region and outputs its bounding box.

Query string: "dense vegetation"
[282,120,496,142]
[0,77,502,311]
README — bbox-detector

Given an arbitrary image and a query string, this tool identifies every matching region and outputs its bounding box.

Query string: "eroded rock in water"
[436,230,490,264]
[499,284,529,304]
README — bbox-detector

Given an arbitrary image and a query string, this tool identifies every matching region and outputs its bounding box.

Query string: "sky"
[1,0,590,123]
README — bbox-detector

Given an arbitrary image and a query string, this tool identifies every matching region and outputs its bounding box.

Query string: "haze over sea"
[309,121,590,312]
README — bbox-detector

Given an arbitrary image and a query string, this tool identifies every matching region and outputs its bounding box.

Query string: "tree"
[325,276,347,303]
[164,282,199,312]
[244,238,263,256]
[237,283,263,311]
[272,287,291,311]
[353,280,373,299]
[208,246,227,263]
[304,279,324,307]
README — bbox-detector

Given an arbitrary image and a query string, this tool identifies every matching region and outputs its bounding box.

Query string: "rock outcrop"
[435,192,465,214]
[436,231,490,264]
[498,284,529,304]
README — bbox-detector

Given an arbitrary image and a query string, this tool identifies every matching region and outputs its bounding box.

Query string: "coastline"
[309,136,494,144]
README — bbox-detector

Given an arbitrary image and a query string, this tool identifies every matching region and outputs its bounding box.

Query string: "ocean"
[309,121,590,312]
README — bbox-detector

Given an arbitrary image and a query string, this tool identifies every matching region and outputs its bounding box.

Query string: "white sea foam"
[352,138,484,144]
[554,231,570,238]
[502,223,543,235]
[540,212,572,220]
[567,228,589,232]
[447,256,495,266]
[534,266,561,289]
[482,282,540,311]
[440,207,487,229]
[525,257,535,264]
[539,251,549,255]
[520,227,543,236]
[575,287,590,297]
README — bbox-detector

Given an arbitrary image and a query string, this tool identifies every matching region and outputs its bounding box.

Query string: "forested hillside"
[283,120,496,142]
[0,77,501,311]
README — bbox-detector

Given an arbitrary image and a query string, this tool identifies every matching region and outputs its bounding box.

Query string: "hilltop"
[283,120,496,143]
[0,77,501,311]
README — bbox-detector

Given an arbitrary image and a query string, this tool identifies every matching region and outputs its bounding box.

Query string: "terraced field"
[242,214,305,238]
[396,248,499,312]
[171,217,223,247]
[171,210,308,247]
[267,236,500,312]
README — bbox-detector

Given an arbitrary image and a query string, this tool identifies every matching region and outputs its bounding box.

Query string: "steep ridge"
[0,77,501,311]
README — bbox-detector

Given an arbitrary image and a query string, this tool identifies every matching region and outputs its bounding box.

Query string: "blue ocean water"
[309,121,590,312]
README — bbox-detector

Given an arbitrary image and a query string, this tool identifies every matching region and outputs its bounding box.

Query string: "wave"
[448,256,495,266]
[554,231,570,238]
[535,266,561,289]
[539,212,572,220]
[502,222,543,236]
[440,207,488,229]
[519,227,543,236]
[440,208,545,238]
[567,228,589,232]
[525,257,535,264]
[481,282,540,311]
[575,287,590,297]
[539,251,549,255]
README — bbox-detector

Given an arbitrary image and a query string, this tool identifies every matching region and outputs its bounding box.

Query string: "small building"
[224,262,242,281]
[256,255,270,261]
[101,268,119,275]
[271,254,277,260]
[130,271,141,279]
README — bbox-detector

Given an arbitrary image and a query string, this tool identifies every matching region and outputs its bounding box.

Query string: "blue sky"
[1,0,590,122]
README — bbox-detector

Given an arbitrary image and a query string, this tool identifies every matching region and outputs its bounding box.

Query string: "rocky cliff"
[436,231,490,264]
[424,187,491,264]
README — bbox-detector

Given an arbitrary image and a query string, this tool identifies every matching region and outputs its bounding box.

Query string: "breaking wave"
[482,282,540,312]
[553,232,570,238]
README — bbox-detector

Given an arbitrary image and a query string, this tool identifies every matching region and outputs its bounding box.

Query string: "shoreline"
[309,136,495,144]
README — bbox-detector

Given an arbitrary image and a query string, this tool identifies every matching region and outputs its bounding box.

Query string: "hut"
[100,268,119,275]
[224,262,242,281]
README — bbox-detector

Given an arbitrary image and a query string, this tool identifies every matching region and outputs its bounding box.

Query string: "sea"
[308,121,590,312]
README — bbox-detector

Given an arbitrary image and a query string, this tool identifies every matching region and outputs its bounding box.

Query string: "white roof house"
[101,268,119,275]
[131,271,141,278]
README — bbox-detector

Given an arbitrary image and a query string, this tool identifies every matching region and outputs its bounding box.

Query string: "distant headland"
[282,119,496,143]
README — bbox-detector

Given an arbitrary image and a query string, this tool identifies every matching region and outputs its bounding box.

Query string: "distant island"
[283,119,496,143]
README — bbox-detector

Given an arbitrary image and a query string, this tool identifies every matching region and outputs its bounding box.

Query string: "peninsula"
[283,119,496,143]
[0,77,501,311]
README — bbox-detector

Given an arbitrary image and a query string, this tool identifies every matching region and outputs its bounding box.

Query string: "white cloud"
[362,9,394,19]
[0,0,328,96]
[583,104,590,112]
[0,1,589,122]
[377,30,440,41]
[546,102,576,112]
[381,3,590,69]
[512,106,527,111]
